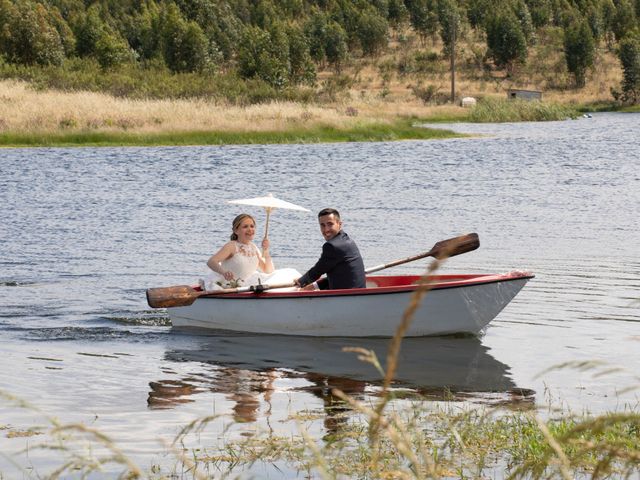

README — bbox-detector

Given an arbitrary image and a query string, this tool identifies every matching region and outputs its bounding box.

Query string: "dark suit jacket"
[298,230,366,290]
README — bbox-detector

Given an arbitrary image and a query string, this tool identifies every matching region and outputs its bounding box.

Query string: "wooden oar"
[364,232,479,274]
[146,232,479,309]
[146,281,297,309]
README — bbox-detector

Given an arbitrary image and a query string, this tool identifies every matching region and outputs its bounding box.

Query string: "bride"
[200,213,300,291]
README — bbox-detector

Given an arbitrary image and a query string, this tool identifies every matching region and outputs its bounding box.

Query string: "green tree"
[75,4,105,57]
[126,2,158,61]
[43,3,76,56]
[161,4,214,73]
[387,0,409,28]
[324,20,348,70]
[251,0,278,29]
[466,0,491,29]
[585,4,604,42]
[564,17,595,87]
[286,24,316,84]
[184,1,242,61]
[486,12,528,74]
[328,0,361,50]
[437,0,461,56]
[304,12,348,69]
[527,0,552,28]
[514,0,535,42]
[612,0,637,41]
[95,29,134,68]
[237,25,290,87]
[617,33,640,103]
[305,10,328,63]
[0,1,66,65]
[354,7,388,55]
[405,0,439,42]
[73,3,136,68]
[600,0,617,46]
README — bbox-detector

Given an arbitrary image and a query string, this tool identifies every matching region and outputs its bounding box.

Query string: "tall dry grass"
[0,79,466,136]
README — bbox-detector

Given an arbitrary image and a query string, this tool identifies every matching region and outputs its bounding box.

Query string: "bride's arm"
[207,242,236,280]
[258,238,275,274]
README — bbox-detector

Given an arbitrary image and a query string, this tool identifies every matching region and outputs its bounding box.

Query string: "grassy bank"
[0,79,585,147]
[0,79,468,147]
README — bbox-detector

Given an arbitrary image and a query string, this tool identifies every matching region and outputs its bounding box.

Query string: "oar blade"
[146,285,200,308]
[431,232,479,259]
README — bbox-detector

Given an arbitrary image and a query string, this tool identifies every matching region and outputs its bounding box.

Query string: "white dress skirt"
[200,241,300,292]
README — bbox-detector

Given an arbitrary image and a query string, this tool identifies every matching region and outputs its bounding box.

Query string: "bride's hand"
[223,271,235,281]
[261,238,270,252]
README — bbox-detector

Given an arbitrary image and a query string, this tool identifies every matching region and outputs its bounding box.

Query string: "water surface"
[1,112,639,476]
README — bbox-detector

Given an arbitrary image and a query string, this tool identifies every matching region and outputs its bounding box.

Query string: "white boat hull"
[169,272,533,337]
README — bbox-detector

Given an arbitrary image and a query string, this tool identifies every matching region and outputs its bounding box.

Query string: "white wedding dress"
[200,241,300,292]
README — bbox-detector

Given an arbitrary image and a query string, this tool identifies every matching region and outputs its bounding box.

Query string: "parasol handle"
[263,207,272,240]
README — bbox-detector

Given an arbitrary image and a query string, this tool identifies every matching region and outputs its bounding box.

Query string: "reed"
[468,97,579,122]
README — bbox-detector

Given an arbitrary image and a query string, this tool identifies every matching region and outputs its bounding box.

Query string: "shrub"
[411,84,442,104]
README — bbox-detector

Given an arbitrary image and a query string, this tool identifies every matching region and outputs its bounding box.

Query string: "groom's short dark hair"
[318,208,340,219]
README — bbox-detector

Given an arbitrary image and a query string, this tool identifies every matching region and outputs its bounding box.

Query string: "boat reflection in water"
[148,333,535,425]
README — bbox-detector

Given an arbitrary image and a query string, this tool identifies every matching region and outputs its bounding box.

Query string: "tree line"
[0,0,639,103]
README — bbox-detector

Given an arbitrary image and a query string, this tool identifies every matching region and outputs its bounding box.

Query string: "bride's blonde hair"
[230,213,256,240]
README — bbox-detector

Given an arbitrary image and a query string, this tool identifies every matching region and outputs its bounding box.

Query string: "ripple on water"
[0,114,639,475]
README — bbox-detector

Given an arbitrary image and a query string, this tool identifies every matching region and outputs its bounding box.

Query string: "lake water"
[1,112,639,477]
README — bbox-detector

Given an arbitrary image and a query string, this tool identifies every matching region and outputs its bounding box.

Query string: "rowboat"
[168,271,533,337]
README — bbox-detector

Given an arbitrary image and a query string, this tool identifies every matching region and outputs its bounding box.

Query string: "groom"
[295,208,366,290]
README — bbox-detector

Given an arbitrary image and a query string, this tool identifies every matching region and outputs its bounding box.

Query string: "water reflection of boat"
[148,334,534,413]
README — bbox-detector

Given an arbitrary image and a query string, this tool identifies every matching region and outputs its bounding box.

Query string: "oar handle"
[365,233,479,274]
